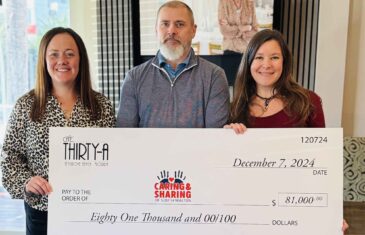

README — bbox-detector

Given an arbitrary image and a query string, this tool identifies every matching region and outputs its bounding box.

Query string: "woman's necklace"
[256,93,277,112]
[53,93,76,120]
[233,0,242,14]
[60,103,73,120]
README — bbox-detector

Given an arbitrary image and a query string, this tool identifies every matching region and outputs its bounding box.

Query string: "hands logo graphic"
[157,170,186,183]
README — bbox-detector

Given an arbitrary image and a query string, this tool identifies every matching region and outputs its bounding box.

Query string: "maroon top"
[249,91,325,128]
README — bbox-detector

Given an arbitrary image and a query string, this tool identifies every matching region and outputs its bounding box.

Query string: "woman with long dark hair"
[225,29,348,233]
[1,27,115,234]
[226,29,324,132]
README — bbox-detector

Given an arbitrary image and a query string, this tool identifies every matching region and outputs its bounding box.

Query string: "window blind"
[96,0,133,110]
[278,0,320,90]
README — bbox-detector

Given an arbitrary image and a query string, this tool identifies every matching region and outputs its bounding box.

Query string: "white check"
[48,128,343,235]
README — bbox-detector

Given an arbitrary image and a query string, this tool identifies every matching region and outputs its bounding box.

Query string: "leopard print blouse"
[1,91,116,211]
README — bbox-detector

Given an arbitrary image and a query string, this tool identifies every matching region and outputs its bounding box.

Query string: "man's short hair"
[157,1,195,25]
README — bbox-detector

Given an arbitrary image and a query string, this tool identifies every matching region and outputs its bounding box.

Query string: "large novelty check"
[48,128,343,235]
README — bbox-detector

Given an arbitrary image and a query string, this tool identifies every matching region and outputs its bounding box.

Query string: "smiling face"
[46,33,80,88]
[156,6,196,61]
[250,39,283,91]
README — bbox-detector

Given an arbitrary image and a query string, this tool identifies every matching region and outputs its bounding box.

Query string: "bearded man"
[116,1,229,128]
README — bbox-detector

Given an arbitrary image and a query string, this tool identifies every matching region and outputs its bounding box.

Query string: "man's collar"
[157,50,192,67]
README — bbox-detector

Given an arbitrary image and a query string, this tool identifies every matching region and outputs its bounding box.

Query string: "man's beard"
[159,38,186,61]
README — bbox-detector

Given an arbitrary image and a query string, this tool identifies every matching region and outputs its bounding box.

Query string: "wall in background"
[342,0,365,137]
[315,0,349,128]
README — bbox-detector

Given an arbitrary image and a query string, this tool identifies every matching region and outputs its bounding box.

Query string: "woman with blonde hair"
[218,0,259,54]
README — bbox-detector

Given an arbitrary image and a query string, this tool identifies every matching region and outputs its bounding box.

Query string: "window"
[0,0,69,233]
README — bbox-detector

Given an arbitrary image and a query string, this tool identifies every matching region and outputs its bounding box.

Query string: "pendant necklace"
[233,0,241,14]
[256,93,277,112]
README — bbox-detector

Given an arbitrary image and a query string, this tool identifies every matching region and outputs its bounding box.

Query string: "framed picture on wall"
[132,0,282,85]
